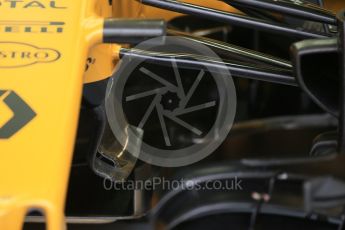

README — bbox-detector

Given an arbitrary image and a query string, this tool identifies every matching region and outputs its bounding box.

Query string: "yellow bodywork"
[0,1,108,229]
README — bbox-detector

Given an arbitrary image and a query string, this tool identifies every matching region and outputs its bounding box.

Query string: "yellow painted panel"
[0,0,108,229]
